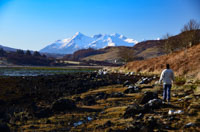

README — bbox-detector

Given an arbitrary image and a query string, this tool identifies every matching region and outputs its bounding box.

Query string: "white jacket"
[159,69,174,85]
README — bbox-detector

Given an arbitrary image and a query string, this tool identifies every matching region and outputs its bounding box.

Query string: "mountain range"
[40,32,138,54]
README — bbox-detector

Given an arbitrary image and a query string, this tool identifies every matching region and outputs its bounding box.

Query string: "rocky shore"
[0,71,199,131]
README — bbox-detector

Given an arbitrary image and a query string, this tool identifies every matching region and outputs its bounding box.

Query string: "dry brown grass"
[81,84,126,98]
[122,44,200,80]
[83,47,121,61]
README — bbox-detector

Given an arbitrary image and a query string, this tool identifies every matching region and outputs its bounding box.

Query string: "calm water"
[0,67,95,76]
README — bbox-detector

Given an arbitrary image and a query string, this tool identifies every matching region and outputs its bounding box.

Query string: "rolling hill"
[64,40,165,63]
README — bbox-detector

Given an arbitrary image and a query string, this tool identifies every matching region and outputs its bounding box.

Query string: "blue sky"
[0,0,199,51]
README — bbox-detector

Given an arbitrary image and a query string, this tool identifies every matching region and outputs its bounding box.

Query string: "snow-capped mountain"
[40,32,138,54]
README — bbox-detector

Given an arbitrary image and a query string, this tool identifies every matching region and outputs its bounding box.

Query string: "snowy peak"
[71,32,85,39]
[40,32,137,54]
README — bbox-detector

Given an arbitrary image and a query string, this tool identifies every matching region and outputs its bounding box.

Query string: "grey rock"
[123,80,131,87]
[110,92,124,98]
[124,103,144,118]
[139,91,158,104]
[184,122,196,128]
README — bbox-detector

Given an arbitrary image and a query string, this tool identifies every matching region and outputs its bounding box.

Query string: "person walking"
[159,64,174,103]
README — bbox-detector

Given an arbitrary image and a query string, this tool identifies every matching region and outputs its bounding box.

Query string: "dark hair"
[166,64,170,69]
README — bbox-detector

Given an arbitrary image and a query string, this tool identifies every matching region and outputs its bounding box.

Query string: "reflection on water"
[0,68,93,76]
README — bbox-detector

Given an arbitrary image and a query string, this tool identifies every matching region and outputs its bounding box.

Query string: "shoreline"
[0,65,105,69]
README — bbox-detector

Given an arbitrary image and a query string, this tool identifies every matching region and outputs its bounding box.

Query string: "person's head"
[166,64,170,69]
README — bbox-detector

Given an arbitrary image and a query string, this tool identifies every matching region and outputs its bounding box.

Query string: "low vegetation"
[0,49,54,66]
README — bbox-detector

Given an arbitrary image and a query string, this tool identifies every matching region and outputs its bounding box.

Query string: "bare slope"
[122,44,200,80]
[82,40,164,62]
[82,47,125,62]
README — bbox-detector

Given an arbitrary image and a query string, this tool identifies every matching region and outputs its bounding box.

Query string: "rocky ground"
[0,71,200,131]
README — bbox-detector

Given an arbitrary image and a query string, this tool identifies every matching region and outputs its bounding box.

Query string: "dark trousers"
[163,84,172,101]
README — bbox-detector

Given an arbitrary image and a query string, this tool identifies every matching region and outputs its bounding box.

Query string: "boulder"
[138,77,150,84]
[123,80,131,87]
[184,122,196,128]
[110,92,124,98]
[51,98,76,112]
[124,103,144,118]
[95,92,109,100]
[144,99,163,110]
[139,91,158,104]
[124,85,139,94]
[103,120,112,127]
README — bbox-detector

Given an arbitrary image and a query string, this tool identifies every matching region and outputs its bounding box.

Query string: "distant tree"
[162,32,185,54]
[181,19,200,32]
[26,50,32,56]
[118,47,135,63]
[33,51,41,57]
[181,19,200,48]
[42,54,47,58]
[162,33,174,54]
[64,48,104,61]
[0,48,6,57]
[16,49,24,56]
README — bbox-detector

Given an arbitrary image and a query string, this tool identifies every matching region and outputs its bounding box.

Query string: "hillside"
[63,39,166,62]
[75,40,165,63]
[121,43,200,80]
[65,40,164,63]
[82,46,130,62]
[132,40,165,59]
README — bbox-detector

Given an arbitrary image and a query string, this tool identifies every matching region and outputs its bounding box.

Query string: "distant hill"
[63,40,164,63]
[121,43,200,80]
[82,46,132,62]
[0,44,18,52]
[132,40,165,59]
